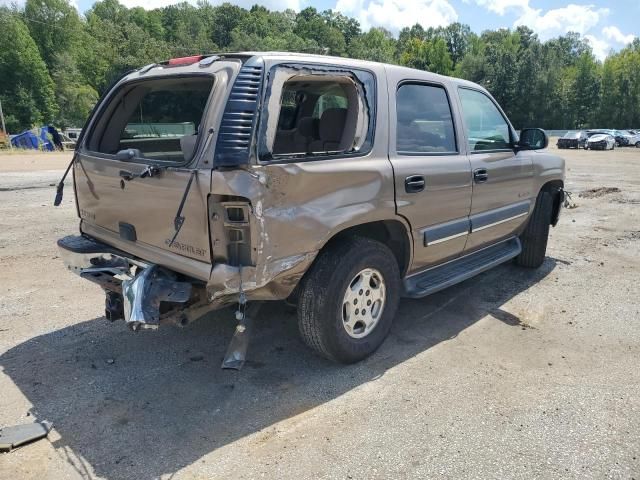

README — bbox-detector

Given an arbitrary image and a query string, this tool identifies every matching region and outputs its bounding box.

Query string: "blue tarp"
[10,126,62,151]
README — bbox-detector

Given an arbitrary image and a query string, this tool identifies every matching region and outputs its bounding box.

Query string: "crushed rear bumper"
[57,235,192,330]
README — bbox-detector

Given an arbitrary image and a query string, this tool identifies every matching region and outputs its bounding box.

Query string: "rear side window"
[259,65,375,160]
[396,83,457,154]
[458,88,511,152]
[86,76,214,163]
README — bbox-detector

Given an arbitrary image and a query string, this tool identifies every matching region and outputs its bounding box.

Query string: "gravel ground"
[0,146,639,479]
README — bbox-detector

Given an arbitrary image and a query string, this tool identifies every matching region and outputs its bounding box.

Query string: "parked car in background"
[585,132,615,150]
[63,128,82,140]
[624,130,640,147]
[59,133,76,150]
[606,129,629,146]
[557,130,588,149]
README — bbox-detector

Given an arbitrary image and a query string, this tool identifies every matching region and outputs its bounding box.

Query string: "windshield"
[86,76,214,163]
[563,131,580,139]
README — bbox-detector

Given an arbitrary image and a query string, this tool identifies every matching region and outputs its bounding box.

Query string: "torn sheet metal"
[122,265,192,331]
[0,421,53,452]
[222,303,262,370]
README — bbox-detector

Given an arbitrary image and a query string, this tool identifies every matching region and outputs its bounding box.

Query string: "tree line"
[1,0,639,133]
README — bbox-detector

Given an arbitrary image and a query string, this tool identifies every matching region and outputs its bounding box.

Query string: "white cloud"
[335,0,458,33]
[584,34,611,60]
[473,0,621,60]
[514,4,609,40]
[474,1,611,40]
[474,0,528,15]
[602,25,635,45]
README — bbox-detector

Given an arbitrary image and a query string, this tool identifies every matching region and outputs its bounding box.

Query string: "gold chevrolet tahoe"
[56,52,565,367]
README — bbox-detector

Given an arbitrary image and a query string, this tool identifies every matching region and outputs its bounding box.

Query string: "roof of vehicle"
[133,52,485,92]
[240,51,482,88]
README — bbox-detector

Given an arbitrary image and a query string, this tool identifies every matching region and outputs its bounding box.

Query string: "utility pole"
[0,98,11,149]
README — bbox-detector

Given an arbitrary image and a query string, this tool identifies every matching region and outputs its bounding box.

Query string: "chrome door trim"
[427,230,468,246]
[471,211,528,232]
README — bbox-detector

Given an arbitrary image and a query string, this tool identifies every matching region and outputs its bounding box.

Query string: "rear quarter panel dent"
[209,157,401,299]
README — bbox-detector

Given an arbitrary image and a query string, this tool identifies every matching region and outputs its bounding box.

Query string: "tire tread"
[297,236,400,363]
[515,191,552,268]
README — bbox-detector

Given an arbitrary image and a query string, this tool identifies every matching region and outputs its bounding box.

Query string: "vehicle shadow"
[0,258,557,479]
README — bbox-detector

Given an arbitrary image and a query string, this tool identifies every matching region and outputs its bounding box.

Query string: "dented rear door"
[73,62,240,279]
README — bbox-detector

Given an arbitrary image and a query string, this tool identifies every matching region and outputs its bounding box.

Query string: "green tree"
[210,2,248,48]
[349,27,396,63]
[399,37,453,75]
[295,7,346,55]
[322,10,360,46]
[81,0,171,91]
[161,2,217,54]
[0,9,57,131]
[51,52,99,128]
[426,38,453,75]
[23,0,83,68]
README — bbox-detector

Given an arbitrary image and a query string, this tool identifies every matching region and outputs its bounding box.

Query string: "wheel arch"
[540,179,564,226]
[327,220,413,277]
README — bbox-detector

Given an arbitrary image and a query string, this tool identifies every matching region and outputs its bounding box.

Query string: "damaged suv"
[56,52,565,366]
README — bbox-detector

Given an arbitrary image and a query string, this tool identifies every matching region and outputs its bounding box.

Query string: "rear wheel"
[297,237,401,363]
[515,191,553,268]
[636,141,640,148]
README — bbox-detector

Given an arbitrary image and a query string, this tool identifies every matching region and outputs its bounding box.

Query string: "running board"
[403,237,522,298]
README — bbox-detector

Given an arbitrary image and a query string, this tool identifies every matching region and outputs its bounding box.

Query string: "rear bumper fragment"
[58,235,192,330]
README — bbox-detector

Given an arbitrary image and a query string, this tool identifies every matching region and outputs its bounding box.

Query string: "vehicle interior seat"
[180,133,198,161]
[293,116,320,153]
[310,108,348,152]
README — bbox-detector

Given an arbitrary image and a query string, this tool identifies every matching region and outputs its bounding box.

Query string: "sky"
[6,0,639,60]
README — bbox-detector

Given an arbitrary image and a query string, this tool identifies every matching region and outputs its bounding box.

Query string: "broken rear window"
[85,76,214,163]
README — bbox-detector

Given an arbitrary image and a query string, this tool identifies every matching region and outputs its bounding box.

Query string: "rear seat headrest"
[319,108,347,142]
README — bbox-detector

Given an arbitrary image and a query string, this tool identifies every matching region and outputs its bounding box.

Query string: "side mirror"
[518,128,548,150]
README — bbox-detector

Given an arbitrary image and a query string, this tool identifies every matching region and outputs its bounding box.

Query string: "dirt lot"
[0,145,639,479]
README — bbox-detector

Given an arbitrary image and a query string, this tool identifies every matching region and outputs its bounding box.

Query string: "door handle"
[473,168,489,183]
[405,175,425,193]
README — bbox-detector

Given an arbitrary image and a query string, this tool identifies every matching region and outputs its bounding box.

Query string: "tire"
[297,236,401,363]
[515,191,553,268]
[635,142,640,148]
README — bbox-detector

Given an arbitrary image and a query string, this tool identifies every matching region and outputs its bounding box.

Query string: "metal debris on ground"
[0,421,53,452]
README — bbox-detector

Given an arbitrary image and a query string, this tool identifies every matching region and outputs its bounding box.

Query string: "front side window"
[260,65,374,159]
[396,83,456,154]
[86,76,214,163]
[458,88,511,152]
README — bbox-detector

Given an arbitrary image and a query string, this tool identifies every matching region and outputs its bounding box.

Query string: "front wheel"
[636,141,640,148]
[515,191,553,268]
[297,237,401,363]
